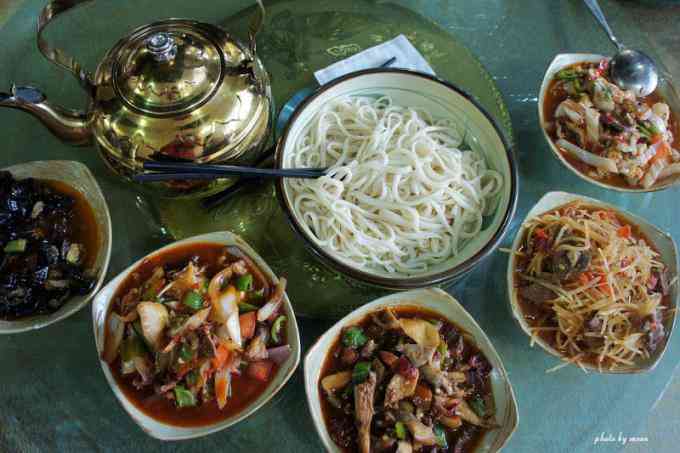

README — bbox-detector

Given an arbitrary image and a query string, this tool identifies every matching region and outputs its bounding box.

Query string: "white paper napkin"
[314,34,435,85]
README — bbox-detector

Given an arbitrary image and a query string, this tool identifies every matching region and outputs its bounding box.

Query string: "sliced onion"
[643,159,668,188]
[267,345,292,365]
[557,139,618,173]
[211,285,239,324]
[658,162,680,180]
[225,312,242,348]
[175,307,211,337]
[257,278,287,322]
[103,312,125,363]
[136,302,169,351]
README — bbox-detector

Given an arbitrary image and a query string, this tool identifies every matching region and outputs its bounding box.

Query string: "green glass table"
[0,0,679,452]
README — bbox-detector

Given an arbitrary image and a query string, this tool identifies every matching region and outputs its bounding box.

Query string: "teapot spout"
[0,85,92,146]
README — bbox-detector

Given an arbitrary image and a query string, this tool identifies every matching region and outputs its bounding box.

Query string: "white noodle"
[285,95,503,275]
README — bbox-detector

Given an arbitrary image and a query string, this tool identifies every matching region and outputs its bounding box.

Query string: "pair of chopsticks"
[133,161,327,183]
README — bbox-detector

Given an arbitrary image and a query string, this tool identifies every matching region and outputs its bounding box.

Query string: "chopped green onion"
[201,280,209,294]
[342,326,368,349]
[341,384,353,399]
[271,315,287,344]
[238,301,259,313]
[469,396,487,418]
[179,343,194,362]
[236,274,253,291]
[174,386,197,408]
[182,291,204,310]
[433,424,448,448]
[4,239,27,253]
[437,341,448,357]
[395,421,407,440]
[352,361,371,384]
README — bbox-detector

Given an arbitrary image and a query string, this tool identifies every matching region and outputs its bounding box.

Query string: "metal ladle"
[583,0,659,96]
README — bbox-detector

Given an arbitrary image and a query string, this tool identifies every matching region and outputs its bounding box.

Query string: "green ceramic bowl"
[275,69,518,290]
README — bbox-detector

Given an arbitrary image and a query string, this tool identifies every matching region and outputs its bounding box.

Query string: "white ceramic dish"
[0,160,111,334]
[91,231,301,440]
[507,191,679,373]
[538,53,680,192]
[304,288,519,452]
[276,68,518,290]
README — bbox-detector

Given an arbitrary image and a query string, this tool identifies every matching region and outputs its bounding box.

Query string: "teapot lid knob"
[146,33,177,62]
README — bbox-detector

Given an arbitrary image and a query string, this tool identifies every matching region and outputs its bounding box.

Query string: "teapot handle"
[37,0,95,94]
[248,0,266,56]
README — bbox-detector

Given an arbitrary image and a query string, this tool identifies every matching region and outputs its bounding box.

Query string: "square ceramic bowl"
[507,191,679,373]
[538,53,680,193]
[1,160,112,334]
[91,231,301,440]
[276,68,518,290]
[304,288,519,452]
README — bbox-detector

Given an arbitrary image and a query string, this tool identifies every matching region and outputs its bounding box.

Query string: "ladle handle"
[38,1,95,94]
[248,0,266,56]
[582,0,624,51]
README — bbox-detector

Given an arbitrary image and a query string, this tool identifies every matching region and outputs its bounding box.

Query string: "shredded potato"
[516,202,671,371]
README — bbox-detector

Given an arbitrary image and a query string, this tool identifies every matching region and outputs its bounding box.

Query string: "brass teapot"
[0,0,272,198]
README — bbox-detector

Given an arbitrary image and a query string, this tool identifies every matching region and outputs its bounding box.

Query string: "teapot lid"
[113,22,224,115]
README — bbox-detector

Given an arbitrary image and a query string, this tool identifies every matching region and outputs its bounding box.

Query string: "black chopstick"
[141,162,326,179]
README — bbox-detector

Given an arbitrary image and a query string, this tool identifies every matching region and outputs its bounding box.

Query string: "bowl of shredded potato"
[507,191,678,373]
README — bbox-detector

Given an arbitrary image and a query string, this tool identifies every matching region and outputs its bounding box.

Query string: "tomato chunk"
[239,312,257,340]
[246,360,274,382]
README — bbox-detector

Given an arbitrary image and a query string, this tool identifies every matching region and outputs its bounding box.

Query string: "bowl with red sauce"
[304,288,518,453]
[539,53,680,192]
[92,231,301,440]
[0,160,111,334]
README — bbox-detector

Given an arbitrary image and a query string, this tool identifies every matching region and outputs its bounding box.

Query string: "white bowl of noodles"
[275,69,518,289]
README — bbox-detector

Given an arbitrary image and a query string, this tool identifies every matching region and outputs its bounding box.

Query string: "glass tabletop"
[0,1,679,452]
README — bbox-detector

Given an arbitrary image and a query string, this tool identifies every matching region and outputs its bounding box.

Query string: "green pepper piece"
[271,315,287,344]
[174,386,197,408]
[235,274,254,291]
[4,239,27,253]
[433,424,448,449]
[238,301,259,313]
[249,288,265,300]
[182,290,204,310]
[342,326,368,349]
[120,335,146,362]
[179,343,194,362]
[556,68,580,81]
[395,421,407,440]
[185,370,199,387]
[352,361,372,384]
[469,396,487,418]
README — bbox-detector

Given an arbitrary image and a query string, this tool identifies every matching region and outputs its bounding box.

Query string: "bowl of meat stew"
[539,53,680,192]
[0,160,111,334]
[304,288,518,453]
[92,231,301,440]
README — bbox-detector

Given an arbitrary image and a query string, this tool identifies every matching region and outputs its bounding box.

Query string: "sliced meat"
[547,249,591,280]
[371,308,401,330]
[518,283,556,304]
[384,369,419,409]
[244,327,269,361]
[360,339,377,358]
[403,343,435,367]
[396,441,413,453]
[398,411,437,446]
[354,372,377,453]
[421,364,465,395]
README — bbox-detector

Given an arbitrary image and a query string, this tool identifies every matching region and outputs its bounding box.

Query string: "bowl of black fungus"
[0,161,111,333]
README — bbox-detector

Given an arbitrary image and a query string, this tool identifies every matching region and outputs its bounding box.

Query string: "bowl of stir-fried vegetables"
[539,53,680,192]
[92,231,301,440]
[304,288,518,453]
